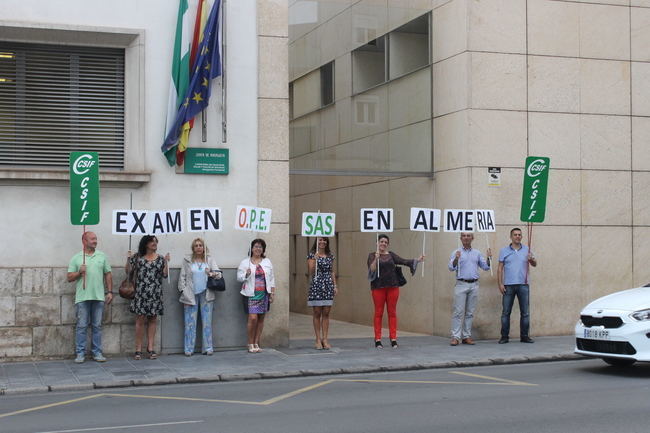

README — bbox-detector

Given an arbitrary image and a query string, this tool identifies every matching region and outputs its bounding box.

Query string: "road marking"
[260,379,336,405]
[105,392,264,406]
[0,371,538,420]
[0,394,103,420]
[35,420,203,433]
[450,371,537,386]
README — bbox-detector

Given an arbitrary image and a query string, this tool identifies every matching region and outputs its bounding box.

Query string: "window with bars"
[0,42,125,169]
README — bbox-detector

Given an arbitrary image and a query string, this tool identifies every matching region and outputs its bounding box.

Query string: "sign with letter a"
[474,209,496,232]
[70,152,100,225]
[410,208,441,232]
[360,208,393,232]
[302,213,336,237]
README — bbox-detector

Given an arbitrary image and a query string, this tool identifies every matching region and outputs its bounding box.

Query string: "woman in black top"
[367,234,423,349]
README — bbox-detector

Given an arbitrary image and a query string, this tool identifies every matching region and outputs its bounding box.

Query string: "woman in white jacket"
[237,238,275,353]
[178,238,221,356]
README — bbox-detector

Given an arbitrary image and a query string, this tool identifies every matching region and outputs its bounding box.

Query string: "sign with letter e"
[70,152,100,225]
[521,156,550,223]
[410,208,441,232]
[302,213,336,237]
[235,205,272,233]
[443,209,475,232]
[360,208,393,232]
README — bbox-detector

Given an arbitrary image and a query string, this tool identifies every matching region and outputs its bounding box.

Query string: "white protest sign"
[235,205,272,233]
[410,208,441,232]
[474,209,496,232]
[187,207,221,232]
[443,209,475,232]
[360,208,393,232]
[112,209,184,235]
[302,212,336,237]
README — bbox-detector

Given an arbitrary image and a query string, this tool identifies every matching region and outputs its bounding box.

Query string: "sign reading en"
[360,208,393,232]
[184,148,229,174]
[521,156,550,223]
[70,152,100,225]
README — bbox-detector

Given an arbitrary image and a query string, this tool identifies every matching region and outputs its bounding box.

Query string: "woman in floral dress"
[307,237,338,350]
[126,235,169,360]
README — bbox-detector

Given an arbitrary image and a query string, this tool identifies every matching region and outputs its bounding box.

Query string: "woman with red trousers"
[367,234,424,349]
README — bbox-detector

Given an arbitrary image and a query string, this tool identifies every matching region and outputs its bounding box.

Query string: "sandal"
[322,340,331,350]
[147,350,158,360]
[315,340,323,350]
[247,344,257,353]
[134,351,142,360]
[253,344,263,353]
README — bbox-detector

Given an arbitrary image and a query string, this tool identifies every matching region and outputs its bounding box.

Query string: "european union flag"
[162,0,222,156]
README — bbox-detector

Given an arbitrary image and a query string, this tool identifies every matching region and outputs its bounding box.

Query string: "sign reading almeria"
[69,152,100,225]
[521,156,550,223]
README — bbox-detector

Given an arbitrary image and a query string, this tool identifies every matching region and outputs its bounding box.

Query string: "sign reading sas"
[302,213,336,237]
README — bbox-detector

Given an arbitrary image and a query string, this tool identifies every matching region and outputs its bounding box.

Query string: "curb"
[0,353,587,396]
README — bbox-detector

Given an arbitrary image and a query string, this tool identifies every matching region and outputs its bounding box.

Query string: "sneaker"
[184,352,193,357]
[520,336,535,343]
[498,337,509,344]
[93,353,107,362]
[390,340,398,348]
[74,354,85,364]
[204,350,214,356]
[375,340,383,349]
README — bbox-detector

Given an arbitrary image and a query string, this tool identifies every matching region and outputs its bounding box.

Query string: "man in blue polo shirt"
[497,227,537,344]
[448,232,491,346]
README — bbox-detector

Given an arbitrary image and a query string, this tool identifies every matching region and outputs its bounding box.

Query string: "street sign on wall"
[520,156,550,223]
[70,152,100,225]
[184,148,229,174]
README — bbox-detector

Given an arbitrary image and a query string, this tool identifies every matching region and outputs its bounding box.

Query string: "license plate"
[583,328,610,340]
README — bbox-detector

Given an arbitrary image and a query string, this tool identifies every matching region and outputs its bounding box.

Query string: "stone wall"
[0,267,139,360]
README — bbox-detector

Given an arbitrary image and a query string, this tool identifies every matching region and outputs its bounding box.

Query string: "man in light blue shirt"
[448,232,491,346]
[497,227,537,344]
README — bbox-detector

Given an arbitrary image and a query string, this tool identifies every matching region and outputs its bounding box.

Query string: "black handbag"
[207,275,226,292]
[395,266,407,287]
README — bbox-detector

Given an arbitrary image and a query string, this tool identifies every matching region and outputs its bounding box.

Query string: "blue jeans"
[500,284,530,338]
[75,300,104,356]
[184,291,214,354]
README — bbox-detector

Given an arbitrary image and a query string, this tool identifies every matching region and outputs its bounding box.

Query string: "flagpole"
[221,0,227,143]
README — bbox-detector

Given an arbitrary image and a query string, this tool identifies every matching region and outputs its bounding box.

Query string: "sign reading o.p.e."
[235,205,272,233]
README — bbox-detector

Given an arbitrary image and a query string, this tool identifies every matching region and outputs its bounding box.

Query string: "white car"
[575,285,650,366]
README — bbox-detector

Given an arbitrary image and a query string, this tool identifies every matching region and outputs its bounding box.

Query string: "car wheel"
[602,357,636,367]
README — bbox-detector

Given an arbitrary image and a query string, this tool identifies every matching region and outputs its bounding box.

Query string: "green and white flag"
[164,0,191,166]
[520,156,550,223]
[70,152,100,225]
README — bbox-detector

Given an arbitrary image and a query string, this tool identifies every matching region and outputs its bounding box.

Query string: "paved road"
[2,359,649,433]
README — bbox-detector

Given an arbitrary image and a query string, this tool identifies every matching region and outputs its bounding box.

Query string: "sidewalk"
[0,314,581,395]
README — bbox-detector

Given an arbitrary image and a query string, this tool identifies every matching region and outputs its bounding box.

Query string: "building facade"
[289,0,650,338]
[0,0,289,359]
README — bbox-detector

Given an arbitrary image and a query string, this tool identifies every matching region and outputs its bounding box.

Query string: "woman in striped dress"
[237,238,276,353]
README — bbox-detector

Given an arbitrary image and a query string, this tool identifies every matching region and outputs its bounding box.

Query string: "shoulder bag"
[118,257,138,299]
[207,274,226,292]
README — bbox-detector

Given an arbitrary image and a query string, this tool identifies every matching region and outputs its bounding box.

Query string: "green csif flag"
[520,156,550,223]
[70,152,100,225]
